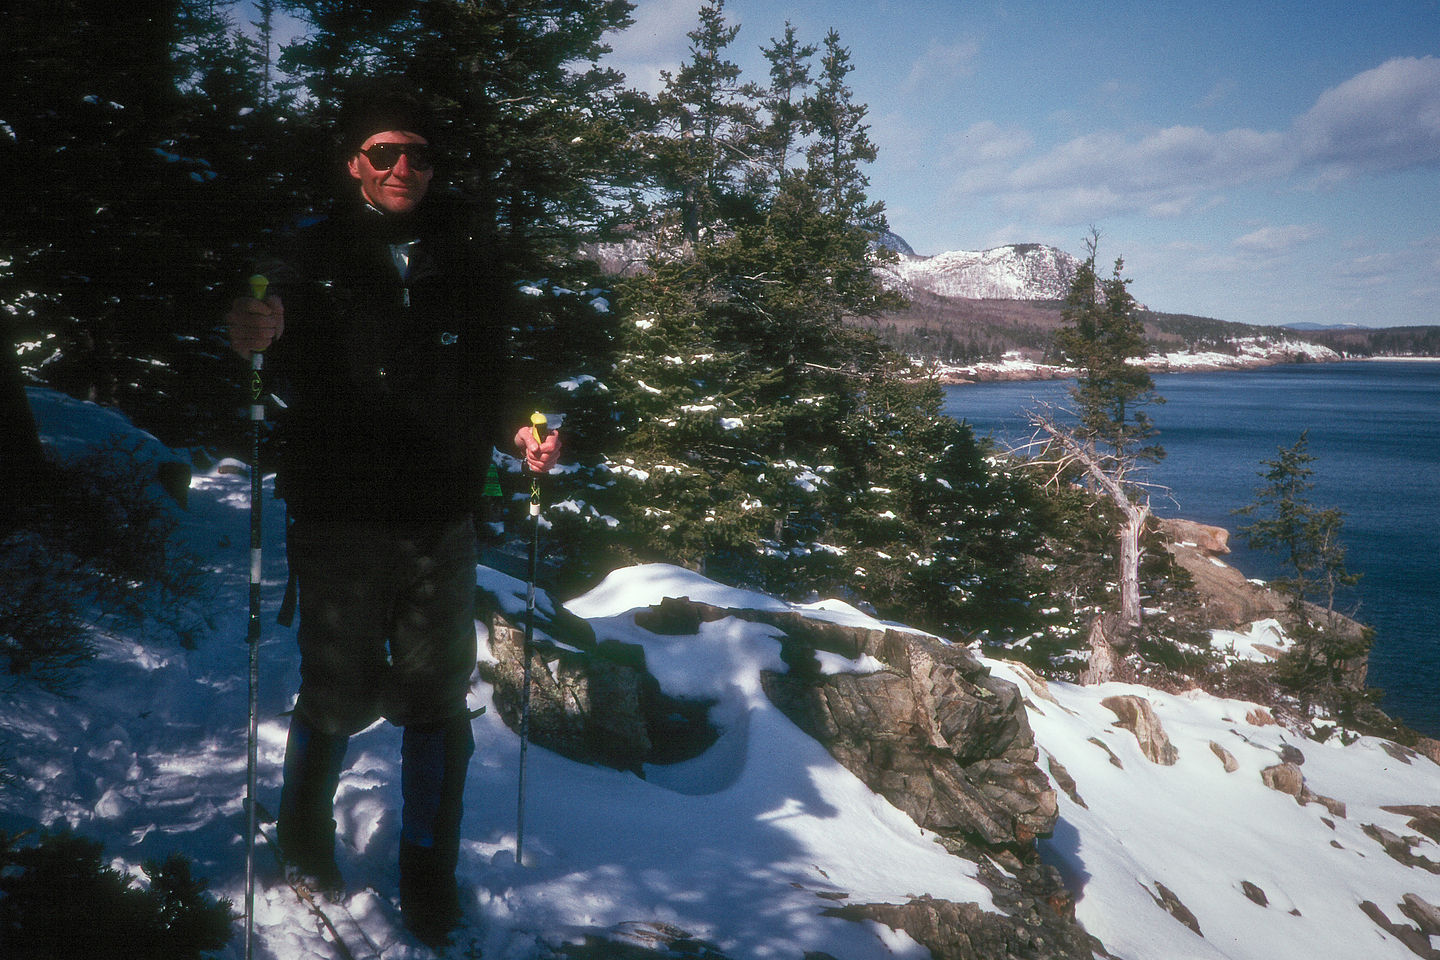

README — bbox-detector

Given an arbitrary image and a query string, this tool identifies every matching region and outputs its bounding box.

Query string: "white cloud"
[602,0,703,93]
[1233,224,1323,253]
[1292,56,1440,181]
[952,120,1033,163]
[953,56,1440,222]
[903,38,980,92]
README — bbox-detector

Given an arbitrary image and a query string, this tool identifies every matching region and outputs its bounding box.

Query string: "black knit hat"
[338,77,436,153]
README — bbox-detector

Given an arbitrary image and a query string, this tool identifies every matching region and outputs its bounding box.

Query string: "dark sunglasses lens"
[363,144,432,171]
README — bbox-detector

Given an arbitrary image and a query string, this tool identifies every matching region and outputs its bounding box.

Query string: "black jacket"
[263,198,511,522]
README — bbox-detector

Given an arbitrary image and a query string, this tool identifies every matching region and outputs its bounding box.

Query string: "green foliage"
[757,22,816,182]
[0,829,233,960]
[649,0,760,242]
[803,30,884,232]
[1236,431,1369,707]
[842,373,1056,640]
[1052,235,1163,464]
[1235,431,1361,620]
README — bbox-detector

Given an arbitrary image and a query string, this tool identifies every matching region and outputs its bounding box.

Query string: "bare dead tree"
[1020,402,1169,664]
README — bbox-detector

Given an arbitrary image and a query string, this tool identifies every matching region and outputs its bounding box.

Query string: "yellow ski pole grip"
[528,412,548,515]
[248,274,269,301]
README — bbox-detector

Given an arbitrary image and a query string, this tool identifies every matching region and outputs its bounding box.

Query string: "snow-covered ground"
[6,388,1439,959]
[935,337,1345,383]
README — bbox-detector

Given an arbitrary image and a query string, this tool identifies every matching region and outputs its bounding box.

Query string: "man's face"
[348,129,433,215]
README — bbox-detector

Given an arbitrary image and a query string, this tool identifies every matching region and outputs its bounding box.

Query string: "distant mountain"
[880,242,1079,301]
[1282,322,1364,331]
[874,230,916,257]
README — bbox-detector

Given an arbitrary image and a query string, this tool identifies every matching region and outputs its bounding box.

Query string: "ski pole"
[244,274,267,960]
[515,411,547,868]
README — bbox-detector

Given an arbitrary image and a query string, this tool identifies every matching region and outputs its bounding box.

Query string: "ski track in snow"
[5,386,1440,960]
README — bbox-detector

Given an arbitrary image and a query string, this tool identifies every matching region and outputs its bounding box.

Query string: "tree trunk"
[1117,501,1149,634]
[1079,615,1117,685]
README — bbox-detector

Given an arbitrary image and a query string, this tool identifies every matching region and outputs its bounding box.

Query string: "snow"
[887,244,1076,300]
[7,386,1440,960]
[937,336,1344,383]
[989,662,1440,960]
[1210,619,1293,662]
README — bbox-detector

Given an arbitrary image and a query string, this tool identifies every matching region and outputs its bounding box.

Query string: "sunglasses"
[358,142,434,171]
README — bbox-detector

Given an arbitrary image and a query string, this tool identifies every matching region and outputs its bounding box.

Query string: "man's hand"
[514,423,561,473]
[226,294,285,360]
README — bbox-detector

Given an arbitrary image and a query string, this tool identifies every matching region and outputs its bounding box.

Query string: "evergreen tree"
[803,30,884,233]
[1053,232,1162,465]
[757,22,815,187]
[1235,431,1368,699]
[0,830,233,960]
[0,0,275,458]
[593,11,1053,639]
[840,363,1053,640]
[653,0,761,241]
[1037,233,1162,637]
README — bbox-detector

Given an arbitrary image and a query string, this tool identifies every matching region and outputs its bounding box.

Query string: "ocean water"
[941,361,1440,738]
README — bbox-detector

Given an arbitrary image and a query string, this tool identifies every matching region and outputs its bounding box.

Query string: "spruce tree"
[1235,431,1368,698]
[653,0,760,241]
[758,23,815,187]
[0,0,281,457]
[803,30,884,233]
[1038,233,1162,637]
[1053,233,1162,465]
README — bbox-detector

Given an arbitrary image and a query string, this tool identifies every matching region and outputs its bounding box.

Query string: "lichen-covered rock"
[481,613,717,772]
[483,595,1057,852]
[1101,695,1179,765]
[1262,762,1305,797]
[761,623,1057,849]
[1209,741,1239,773]
[825,877,1105,960]
[1262,762,1348,818]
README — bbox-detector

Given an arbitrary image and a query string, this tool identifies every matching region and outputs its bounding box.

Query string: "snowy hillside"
[883,243,1079,300]
[5,387,1440,960]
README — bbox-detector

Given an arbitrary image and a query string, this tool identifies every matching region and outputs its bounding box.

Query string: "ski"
[252,808,384,960]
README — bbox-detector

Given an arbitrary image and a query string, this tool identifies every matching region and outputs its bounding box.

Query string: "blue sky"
[603,0,1440,328]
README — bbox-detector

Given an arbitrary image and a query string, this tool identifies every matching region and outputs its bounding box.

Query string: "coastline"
[938,362,1440,740]
[936,345,1440,385]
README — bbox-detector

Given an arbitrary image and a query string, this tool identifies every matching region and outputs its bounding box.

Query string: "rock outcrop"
[759,613,1058,848]
[481,591,1083,957]
[1101,695,1179,765]
[484,594,1058,850]
[481,613,718,773]
[1157,517,1371,688]
[1260,761,1347,818]
[1157,518,1289,628]
[825,888,1103,960]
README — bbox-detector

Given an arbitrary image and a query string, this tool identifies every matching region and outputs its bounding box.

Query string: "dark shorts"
[287,516,478,736]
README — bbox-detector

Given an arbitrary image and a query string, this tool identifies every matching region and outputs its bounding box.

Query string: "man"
[226,79,559,946]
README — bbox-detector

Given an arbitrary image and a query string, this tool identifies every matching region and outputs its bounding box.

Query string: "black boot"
[276,715,349,897]
[398,716,475,946]
[398,840,462,947]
